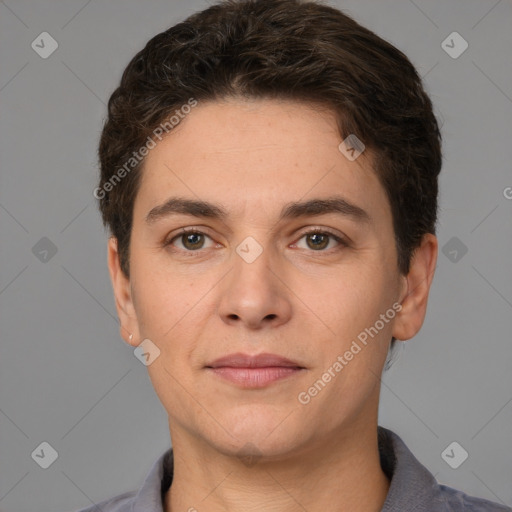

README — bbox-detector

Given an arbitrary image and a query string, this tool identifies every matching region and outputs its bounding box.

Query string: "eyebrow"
[145,196,371,225]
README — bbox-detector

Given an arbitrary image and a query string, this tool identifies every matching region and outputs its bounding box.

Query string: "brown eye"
[305,232,330,250]
[293,229,347,252]
[166,229,215,252]
[181,232,205,250]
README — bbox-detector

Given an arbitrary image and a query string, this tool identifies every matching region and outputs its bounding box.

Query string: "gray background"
[1,0,511,511]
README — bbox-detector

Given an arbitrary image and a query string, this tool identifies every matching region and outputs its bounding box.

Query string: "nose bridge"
[231,235,278,300]
[217,235,292,328]
[234,235,274,287]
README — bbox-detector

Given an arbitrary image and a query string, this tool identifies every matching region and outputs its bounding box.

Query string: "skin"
[107,97,437,512]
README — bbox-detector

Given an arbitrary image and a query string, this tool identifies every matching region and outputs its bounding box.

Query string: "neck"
[164,419,390,512]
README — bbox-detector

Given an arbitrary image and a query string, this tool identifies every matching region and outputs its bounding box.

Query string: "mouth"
[205,352,306,388]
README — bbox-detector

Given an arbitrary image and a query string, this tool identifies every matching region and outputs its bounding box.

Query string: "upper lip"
[206,352,304,369]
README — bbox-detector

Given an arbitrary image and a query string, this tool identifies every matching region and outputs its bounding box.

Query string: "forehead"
[133,98,391,226]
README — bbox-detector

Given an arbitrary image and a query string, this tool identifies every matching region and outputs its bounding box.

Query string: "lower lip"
[208,367,303,388]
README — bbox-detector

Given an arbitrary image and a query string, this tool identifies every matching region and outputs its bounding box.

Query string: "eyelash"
[164,227,348,255]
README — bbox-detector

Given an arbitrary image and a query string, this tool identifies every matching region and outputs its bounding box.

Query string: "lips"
[207,352,304,369]
[205,353,305,388]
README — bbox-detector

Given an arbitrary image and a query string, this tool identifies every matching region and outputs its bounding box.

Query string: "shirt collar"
[130,426,441,512]
[378,427,441,511]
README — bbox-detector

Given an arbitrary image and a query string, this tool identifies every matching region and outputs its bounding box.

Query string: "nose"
[217,244,293,330]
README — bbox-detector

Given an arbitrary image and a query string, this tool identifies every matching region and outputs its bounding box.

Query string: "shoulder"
[378,427,511,512]
[436,484,512,512]
[74,490,137,512]
[73,447,173,512]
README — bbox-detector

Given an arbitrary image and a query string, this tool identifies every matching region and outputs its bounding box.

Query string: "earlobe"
[107,237,140,346]
[392,234,438,341]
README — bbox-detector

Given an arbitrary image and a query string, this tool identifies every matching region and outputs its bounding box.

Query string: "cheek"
[131,254,197,336]
[307,266,387,336]
[300,271,394,414]
[303,266,397,392]
[130,259,214,371]
[133,268,205,413]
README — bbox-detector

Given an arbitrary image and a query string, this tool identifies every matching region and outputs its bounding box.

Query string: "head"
[101,0,440,459]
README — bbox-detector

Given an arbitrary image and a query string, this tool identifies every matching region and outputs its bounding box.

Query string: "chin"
[214,433,303,463]
[207,407,308,460]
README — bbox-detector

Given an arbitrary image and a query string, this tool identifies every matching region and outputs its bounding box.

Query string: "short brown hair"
[97,0,442,280]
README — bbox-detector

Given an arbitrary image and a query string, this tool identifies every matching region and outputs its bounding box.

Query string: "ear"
[392,233,438,341]
[107,237,140,347]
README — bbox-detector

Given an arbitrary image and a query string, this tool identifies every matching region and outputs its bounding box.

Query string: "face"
[109,98,433,460]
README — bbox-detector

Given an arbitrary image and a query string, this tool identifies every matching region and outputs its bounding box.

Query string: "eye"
[164,227,347,254]
[293,229,347,251]
[166,229,216,251]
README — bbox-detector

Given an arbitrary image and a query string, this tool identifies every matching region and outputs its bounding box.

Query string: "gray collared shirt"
[76,427,511,511]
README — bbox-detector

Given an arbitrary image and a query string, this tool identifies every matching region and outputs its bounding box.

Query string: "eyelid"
[292,227,349,249]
